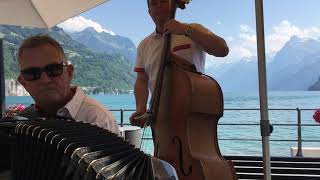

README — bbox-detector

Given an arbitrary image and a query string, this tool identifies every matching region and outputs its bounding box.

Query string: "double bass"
[141,0,238,179]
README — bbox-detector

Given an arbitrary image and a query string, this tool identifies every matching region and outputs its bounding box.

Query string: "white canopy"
[0,0,109,28]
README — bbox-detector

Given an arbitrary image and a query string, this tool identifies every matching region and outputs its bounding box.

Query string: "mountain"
[0,25,135,93]
[70,27,136,63]
[203,36,320,92]
[268,36,320,90]
[212,58,259,92]
[309,77,320,90]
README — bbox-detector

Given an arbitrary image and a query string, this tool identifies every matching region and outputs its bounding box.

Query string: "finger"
[139,119,145,128]
[164,20,174,29]
[166,19,177,27]
[129,112,137,122]
[163,31,170,36]
[130,118,140,126]
[131,118,144,128]
[130,114,141,124]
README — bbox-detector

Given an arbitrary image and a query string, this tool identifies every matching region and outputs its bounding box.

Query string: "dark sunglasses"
[20,62,67,81]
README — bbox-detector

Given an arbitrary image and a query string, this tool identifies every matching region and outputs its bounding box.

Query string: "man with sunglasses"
[17,35,119,135]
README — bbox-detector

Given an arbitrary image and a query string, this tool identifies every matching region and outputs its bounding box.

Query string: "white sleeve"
[134,42,145,72]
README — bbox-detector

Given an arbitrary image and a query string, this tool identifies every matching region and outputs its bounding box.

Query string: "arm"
[134,71,149,113]
[164,20,229,57]
[187,23,229,57]
[130,71,149,126]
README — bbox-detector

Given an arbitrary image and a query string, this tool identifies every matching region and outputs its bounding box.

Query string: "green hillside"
[0,25,135,94]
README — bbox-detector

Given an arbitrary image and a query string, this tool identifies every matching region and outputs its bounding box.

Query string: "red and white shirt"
[134,24,206,93]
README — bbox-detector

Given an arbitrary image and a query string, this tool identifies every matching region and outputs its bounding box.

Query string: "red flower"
[313,109,320,124]
[5,104,25,117]
[16,104,25,111]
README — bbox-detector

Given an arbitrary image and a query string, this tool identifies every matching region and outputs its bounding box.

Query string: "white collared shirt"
[134,24,206,93]
[57,86,120,135]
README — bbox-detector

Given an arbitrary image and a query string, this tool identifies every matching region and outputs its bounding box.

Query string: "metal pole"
[255,0,271,179]
[120,109,124,127]
[0,39,5,118]
[296,108,303,157]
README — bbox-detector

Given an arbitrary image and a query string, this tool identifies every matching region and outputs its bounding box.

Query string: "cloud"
[233,47,253,58]
[205,30,256,69]
[240,24,254,33]
[266,20,320,54]
[58,16,115,35]
[206,20,320,73]
[221,24,257,62]
[217,21,222,25]
[226,21,320,62]
[239,31,256,49]
[205,55,228,69]
[225,36,234,42]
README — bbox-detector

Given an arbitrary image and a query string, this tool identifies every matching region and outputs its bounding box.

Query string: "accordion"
[0,118,177,180]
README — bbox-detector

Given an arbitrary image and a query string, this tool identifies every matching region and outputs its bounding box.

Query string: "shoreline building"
[5,79,29,96]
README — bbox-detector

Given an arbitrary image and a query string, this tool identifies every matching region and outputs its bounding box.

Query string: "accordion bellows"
[8,118,177,180]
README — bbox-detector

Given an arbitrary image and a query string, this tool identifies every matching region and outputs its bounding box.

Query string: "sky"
[58,0,320,69]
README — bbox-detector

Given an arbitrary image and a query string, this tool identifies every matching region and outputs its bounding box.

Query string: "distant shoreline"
[5,92,134,97]
[5,78,134,96]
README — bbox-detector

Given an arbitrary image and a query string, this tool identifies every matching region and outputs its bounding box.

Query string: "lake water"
[5,91,320,156]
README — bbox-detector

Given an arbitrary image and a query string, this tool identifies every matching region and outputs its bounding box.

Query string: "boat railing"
[111,108,320,157]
